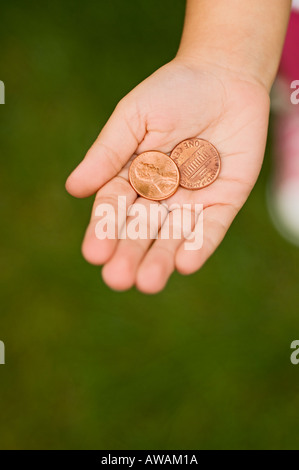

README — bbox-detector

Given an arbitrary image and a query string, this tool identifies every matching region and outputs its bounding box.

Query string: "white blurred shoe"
[268,106,299,246]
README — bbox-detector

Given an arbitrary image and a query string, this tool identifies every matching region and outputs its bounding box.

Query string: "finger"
[82,171,137,265]
[175,204,238,275]
[66,98,145,198]
[102,199,168,291]
[136,206,199,294]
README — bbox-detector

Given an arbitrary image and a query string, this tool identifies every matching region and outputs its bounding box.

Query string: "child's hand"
[66,58,270,293]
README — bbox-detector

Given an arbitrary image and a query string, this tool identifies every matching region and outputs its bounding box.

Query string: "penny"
[129,151,180,201]
[170,138,221,189]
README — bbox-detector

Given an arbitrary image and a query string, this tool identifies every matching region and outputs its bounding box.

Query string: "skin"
[66,0,291,294]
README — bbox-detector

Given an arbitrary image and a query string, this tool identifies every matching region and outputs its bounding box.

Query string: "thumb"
[66,97,144,198]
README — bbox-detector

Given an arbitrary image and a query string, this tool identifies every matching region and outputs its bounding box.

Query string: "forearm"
[177,0,292,91]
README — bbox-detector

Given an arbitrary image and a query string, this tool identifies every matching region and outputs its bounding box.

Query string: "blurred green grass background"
[1,0,299,450]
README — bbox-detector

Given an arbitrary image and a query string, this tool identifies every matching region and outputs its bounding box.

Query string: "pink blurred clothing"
[279,10,299,81]
[268,5,299,246]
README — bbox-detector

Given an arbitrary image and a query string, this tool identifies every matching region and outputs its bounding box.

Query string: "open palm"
[66,59,270,293]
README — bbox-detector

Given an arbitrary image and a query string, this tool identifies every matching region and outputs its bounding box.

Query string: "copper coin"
[170,138,221,189]
[129,151,180,201]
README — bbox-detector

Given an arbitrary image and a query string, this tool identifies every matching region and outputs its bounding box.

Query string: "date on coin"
[129,151,180,201]
[170,138,221,189]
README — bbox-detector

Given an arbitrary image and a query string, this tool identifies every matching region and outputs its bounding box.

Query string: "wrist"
[175,47,271,93]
